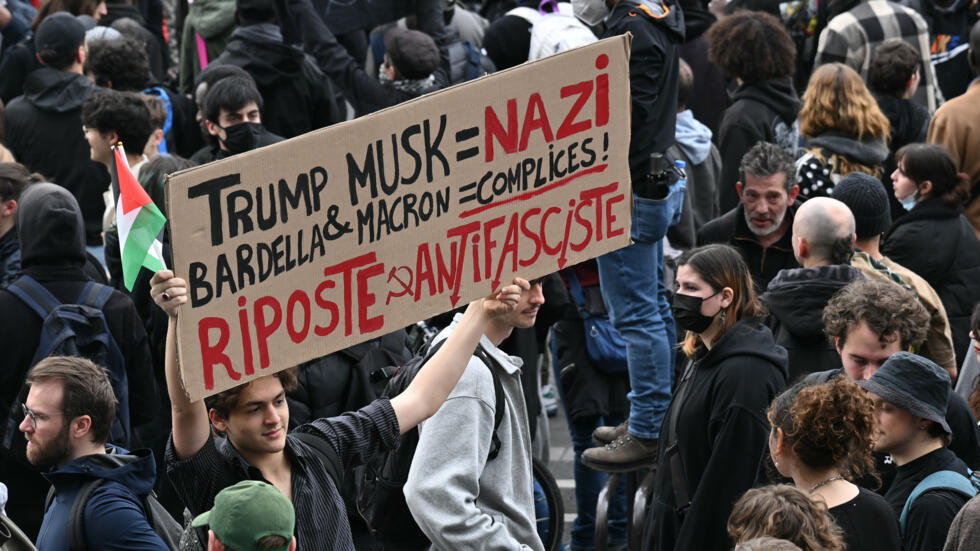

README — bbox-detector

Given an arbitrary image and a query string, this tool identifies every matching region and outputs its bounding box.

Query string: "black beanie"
[833,172,892,238]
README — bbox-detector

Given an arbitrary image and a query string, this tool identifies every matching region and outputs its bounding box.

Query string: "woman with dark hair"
[645,244,788,551]
[795,63,891,200]
[727,484,844,551]
[882,143,980,366]
[706,11,801,213]
[768,379,901,551]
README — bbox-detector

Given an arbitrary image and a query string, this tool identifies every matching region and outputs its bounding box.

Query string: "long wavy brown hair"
[799,64,891,178]
[728,485,844,551]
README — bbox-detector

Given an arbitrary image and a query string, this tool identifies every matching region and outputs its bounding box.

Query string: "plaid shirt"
[814,0,942,112]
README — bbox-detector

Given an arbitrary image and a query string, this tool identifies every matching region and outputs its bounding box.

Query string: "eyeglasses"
[21,403,62,430]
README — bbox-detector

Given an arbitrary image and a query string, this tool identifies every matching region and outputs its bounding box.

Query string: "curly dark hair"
[823,279,928,349]
[205,368,298,420]
[728,485,844,551]
[85,36,152,92]
[81,89,154,154]
[868,39,920,98]
[706,11,796,83]
[768,379,877,482]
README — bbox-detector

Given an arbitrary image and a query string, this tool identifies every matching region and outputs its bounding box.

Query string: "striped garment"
[814,0,943,113]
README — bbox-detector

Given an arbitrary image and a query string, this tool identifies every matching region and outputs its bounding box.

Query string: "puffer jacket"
[882,197,980,366]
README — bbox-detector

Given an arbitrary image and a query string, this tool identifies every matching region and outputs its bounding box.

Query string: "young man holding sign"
[150,269,528,550]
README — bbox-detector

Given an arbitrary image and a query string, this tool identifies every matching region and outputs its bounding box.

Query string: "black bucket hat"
[857,351,951,433]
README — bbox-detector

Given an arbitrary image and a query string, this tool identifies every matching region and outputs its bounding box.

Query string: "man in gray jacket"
[405,278,546,551]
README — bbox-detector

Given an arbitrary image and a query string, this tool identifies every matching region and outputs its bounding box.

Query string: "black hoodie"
[4,68,110,245]
[213,23,343,139]
[763,264,864,382]
[0,184,157,538]
[646,317,788,551]
[717,77,801,212]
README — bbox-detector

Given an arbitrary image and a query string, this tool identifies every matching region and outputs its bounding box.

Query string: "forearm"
[391,302,490,433]
[165,316,210,457]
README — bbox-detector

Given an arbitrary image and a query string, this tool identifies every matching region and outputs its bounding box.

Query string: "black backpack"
[355,338,505,550]
[4,276,131,449]
[44,479,182,550]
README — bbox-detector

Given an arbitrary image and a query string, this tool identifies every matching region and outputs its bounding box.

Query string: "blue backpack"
[4,276,131,449]
[899,469,980,534]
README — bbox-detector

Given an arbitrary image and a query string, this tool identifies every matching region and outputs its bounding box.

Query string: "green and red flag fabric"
[112,144,167,291]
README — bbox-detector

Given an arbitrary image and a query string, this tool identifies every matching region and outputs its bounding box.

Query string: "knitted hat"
[34,12,86,62]
[384,28,440,80]
[832,172,891,238]
[857,352,951,433]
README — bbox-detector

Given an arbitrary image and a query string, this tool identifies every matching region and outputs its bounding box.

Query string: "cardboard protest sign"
[167,35,634,401]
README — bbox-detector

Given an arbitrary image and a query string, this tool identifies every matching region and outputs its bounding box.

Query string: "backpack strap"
[291,431,344,489]
[76,281,114,311]
[899,469,979,534]
[6,276,62,321]
[472,346,505,461]
[465,42,480,81]
[67,479,107,551]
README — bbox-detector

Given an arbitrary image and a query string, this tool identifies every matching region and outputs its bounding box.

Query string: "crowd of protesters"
[1,0,980,550]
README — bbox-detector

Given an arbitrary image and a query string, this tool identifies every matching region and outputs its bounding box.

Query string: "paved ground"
[542,396,576,548]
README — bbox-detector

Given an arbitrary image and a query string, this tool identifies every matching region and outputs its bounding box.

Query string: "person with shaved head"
[762,196,864,382]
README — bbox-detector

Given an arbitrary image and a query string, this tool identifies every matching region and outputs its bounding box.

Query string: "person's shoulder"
[697,208,738,241]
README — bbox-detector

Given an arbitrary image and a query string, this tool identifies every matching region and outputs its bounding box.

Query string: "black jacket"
[0,226,21,287]
[289,0,451,117]
[646,317,787,551]
[0,39,40,104]
[4,68,110,245]
[763,264,864,382]
[882,198,980,366]
[213,23,343,139]
[696,203,801,292]
[717,77,800,212]
[679,5,726,136]
[604,0,685,182]
[0,184,157,539]
[886,447,971,551]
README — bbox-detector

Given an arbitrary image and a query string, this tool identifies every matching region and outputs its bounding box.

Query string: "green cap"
[192,481,294,551]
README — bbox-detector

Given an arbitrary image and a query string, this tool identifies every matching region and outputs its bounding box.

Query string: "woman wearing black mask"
[645,244,788,551]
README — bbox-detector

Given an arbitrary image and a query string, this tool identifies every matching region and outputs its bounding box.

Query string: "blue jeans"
[551,343,628,550]
[596,184,685,440]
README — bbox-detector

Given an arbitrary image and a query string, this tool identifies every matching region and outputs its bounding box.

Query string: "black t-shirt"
[885,447,971,551]
[830,487,902,551]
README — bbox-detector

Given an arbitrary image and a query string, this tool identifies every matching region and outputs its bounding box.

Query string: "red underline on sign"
[459,164,609,219]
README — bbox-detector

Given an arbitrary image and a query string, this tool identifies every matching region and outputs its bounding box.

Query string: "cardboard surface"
[167,36,634,401]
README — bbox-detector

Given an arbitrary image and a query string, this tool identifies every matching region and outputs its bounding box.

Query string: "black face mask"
[218,122,266,155]
[671,291,721,334]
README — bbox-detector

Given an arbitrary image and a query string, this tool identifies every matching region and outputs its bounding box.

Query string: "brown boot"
[591,421,629,446]
[581,434,658,473]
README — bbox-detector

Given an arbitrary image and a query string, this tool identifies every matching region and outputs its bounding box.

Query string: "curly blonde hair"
[728,485,844,551]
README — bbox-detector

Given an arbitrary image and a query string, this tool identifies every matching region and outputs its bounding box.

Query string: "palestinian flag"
[112,144,167,291]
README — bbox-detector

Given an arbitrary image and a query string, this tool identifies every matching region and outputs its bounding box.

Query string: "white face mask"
[571,0,610,26]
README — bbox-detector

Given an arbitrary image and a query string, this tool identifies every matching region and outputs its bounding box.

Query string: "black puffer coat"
[882,197,980,366]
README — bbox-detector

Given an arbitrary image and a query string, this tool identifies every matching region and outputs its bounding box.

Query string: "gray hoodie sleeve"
[404,356,532,551]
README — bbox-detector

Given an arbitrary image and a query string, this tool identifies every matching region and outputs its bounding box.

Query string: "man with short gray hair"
[697,141,801,290]
[761,196,864,381]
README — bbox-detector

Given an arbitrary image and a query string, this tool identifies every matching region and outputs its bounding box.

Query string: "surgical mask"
[218,122,266,155]
[899,192,918,212]
[571,0,610,26]
[671,291,721,334]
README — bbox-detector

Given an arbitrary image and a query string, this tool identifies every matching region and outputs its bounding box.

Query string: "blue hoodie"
[674,109,713,165]
[37,446,166,551]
